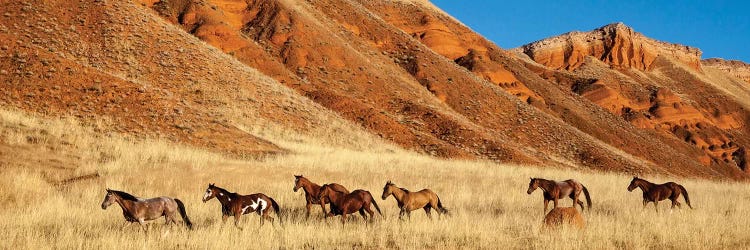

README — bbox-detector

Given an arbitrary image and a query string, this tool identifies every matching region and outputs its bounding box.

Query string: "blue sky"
[431,1,750,62]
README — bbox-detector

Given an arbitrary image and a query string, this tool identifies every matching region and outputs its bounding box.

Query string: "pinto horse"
[317,184,382,225]
[527,178,591,213]
[627,177,692,211]
[202,183,281,229]
[293,175,349,218]
[101,189,192,230]
[381,181,448,220]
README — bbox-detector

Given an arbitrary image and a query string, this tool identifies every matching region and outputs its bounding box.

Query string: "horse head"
[627,177,639,192]
[101,188,116,209]
[382,181,395,200]
[203,183,217,203]
[293,175,304,192]
[527,178,539,194]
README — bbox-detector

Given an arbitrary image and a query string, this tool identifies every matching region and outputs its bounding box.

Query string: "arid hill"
[514,23,750,177]
[703,58,750,84]
[1,0,749,179]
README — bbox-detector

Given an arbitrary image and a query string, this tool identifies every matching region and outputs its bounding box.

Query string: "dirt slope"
[703,58,750,84]
[2,0,749,179]
[0,0,379,156]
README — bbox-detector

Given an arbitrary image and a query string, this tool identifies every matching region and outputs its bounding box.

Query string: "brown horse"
[101,189,192,230]
[317,184,382,225]
[381,181,448,220]
[202,183,281,229]
[293,175,350,218]
[527,178,591,213]
[627,177,692,211]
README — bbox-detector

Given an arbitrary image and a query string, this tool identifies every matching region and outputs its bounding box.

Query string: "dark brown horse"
[101,189,192,230]
[381,181,448,220]
[202,183,281,229]
[627,177,692,211]
[527,178,591,213]
[317,184,382,225]
[293,175,349,218]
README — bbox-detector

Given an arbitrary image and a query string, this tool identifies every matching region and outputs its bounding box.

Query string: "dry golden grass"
[1,108,749,249]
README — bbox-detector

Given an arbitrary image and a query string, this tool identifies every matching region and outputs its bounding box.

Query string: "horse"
[293,175,350,218]
[317,184,382,225]
[527,178,591,213]
[100,189,192,230]
[627,177,692,212]
[381,181,448,220]
[202,183,281,229]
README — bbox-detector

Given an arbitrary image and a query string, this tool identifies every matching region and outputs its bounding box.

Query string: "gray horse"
[101,189,193,230]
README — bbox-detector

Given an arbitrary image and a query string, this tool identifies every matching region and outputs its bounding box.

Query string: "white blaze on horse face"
[203,190,212,200]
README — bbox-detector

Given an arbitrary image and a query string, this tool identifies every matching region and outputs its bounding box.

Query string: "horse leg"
[306,202,313,219]
[642,200,648,210]
[259,212,265,227]
[364,206,375,223]
[424,207,433,220]
[407,210,412,221]
[359,209,368,221]
[137,219,147,233]
[341,213,347,227]
[653,201,659,213]
[398,208,405,221]
[543,199,549,214]
[553,198,559,209]
[234,214,244,230]
[577,200,585,211]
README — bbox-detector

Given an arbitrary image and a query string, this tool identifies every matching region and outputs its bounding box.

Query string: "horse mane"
[110,190,139,201]
[399,187,410,193]
[212,185,236,196]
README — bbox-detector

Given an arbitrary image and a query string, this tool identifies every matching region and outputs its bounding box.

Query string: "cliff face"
[703,58,750,84]
[516,23,750,176]
[515,23,702,71]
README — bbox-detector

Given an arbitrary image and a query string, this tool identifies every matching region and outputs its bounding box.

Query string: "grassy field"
[1,108,749,249]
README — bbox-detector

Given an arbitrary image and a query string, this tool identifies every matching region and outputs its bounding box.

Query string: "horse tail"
[174,199,193,229]
[582,185,592,210]
[370,195,383,216]
[436,196,449,215]
[679,185,693,209]
[269,197,282,224]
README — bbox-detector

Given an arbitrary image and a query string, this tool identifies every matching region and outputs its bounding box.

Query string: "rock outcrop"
[515,23,702,71]
[703,58,750,84]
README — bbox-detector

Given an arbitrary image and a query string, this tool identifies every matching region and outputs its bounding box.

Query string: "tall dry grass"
[1,108,749,249]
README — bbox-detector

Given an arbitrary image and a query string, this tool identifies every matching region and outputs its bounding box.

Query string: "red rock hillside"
[1,0,750,179]
[515,23,750,176]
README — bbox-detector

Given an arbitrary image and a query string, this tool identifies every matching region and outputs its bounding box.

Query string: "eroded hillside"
[1,0,749,179]
[514,23,750,176]
[0,0,385,157]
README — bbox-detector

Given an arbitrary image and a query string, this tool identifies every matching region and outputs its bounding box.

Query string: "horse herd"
[100,175,692,230]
